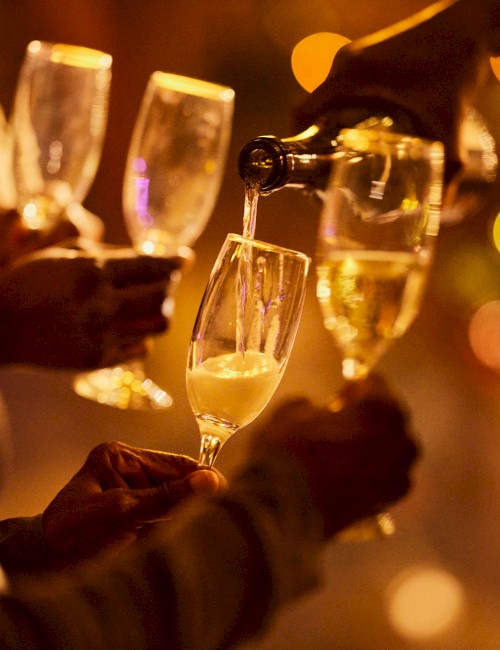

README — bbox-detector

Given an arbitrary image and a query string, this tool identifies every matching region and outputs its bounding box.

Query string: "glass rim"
[226,233,311,264]
[151,71,234,103]
[26,40,112,70]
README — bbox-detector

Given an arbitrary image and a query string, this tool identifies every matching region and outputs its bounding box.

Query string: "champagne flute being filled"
[316,125,444,539]
[187,233,310,468]
[74,71,234,409]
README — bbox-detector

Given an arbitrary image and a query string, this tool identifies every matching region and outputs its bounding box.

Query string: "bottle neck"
[237,106,414,194]
[237,133,334,194]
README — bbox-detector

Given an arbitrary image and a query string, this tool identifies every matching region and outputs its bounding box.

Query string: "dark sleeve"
[0,454,324,650]
[0,515,49,576]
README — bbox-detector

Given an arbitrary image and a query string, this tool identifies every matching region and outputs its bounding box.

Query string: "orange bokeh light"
[490,56,500,82]
[291,32,351,93]
[468,300,500,373]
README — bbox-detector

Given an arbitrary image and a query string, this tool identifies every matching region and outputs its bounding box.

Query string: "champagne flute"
[187,233,310,468]
[316,126,444,539]
[11,40,111,231]
[74,72,234,410]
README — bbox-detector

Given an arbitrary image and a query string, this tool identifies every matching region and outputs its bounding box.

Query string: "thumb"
[128,469,221,523]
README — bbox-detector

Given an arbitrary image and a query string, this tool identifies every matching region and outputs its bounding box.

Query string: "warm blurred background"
[0,1,498,648]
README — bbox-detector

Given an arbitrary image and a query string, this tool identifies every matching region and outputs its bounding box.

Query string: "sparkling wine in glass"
[187,233,310,467]
[316,125,444,538]
[11,40,111,231]
[74,72,234,409]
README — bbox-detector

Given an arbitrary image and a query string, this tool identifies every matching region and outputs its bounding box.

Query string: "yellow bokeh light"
[492,212,500,254]
[291,32,350,93]
[490,56,500,82]
[386,565,465,641]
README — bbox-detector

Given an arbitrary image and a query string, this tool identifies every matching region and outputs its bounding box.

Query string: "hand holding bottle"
[293,0,500,183]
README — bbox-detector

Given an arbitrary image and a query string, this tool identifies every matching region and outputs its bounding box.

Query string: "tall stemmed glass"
[187,233,310,468]
[316,126,444,538]
[74,72,234,409]
[10,40,111,231]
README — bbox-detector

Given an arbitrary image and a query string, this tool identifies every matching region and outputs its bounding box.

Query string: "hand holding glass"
[316,127,444,538]
[187,234,310,467]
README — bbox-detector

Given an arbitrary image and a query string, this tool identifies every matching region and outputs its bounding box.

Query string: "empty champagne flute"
[316,125,444,539]
[187,234,310,468]
[74,72,234,409]
[11,40,111,231]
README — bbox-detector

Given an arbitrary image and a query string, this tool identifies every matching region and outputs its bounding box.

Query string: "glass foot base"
[73,366,173,410]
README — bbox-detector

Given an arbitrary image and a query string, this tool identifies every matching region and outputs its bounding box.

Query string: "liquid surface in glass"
[316,249,429,379]
[187,350,280,440]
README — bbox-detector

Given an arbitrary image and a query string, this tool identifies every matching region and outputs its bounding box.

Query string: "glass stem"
[198,434,222,468]
[342,357,370,381]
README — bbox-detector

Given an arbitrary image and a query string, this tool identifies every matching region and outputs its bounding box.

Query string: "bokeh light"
[436,239,500,312]
[492,211,500,254]
[0,566,7,594]
[468,300,500,372]
[490,56,500,82]
[291,32,350,93]
[386,565,465,641]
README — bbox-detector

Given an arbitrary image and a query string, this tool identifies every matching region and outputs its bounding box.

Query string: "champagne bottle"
[238,0,499,199]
